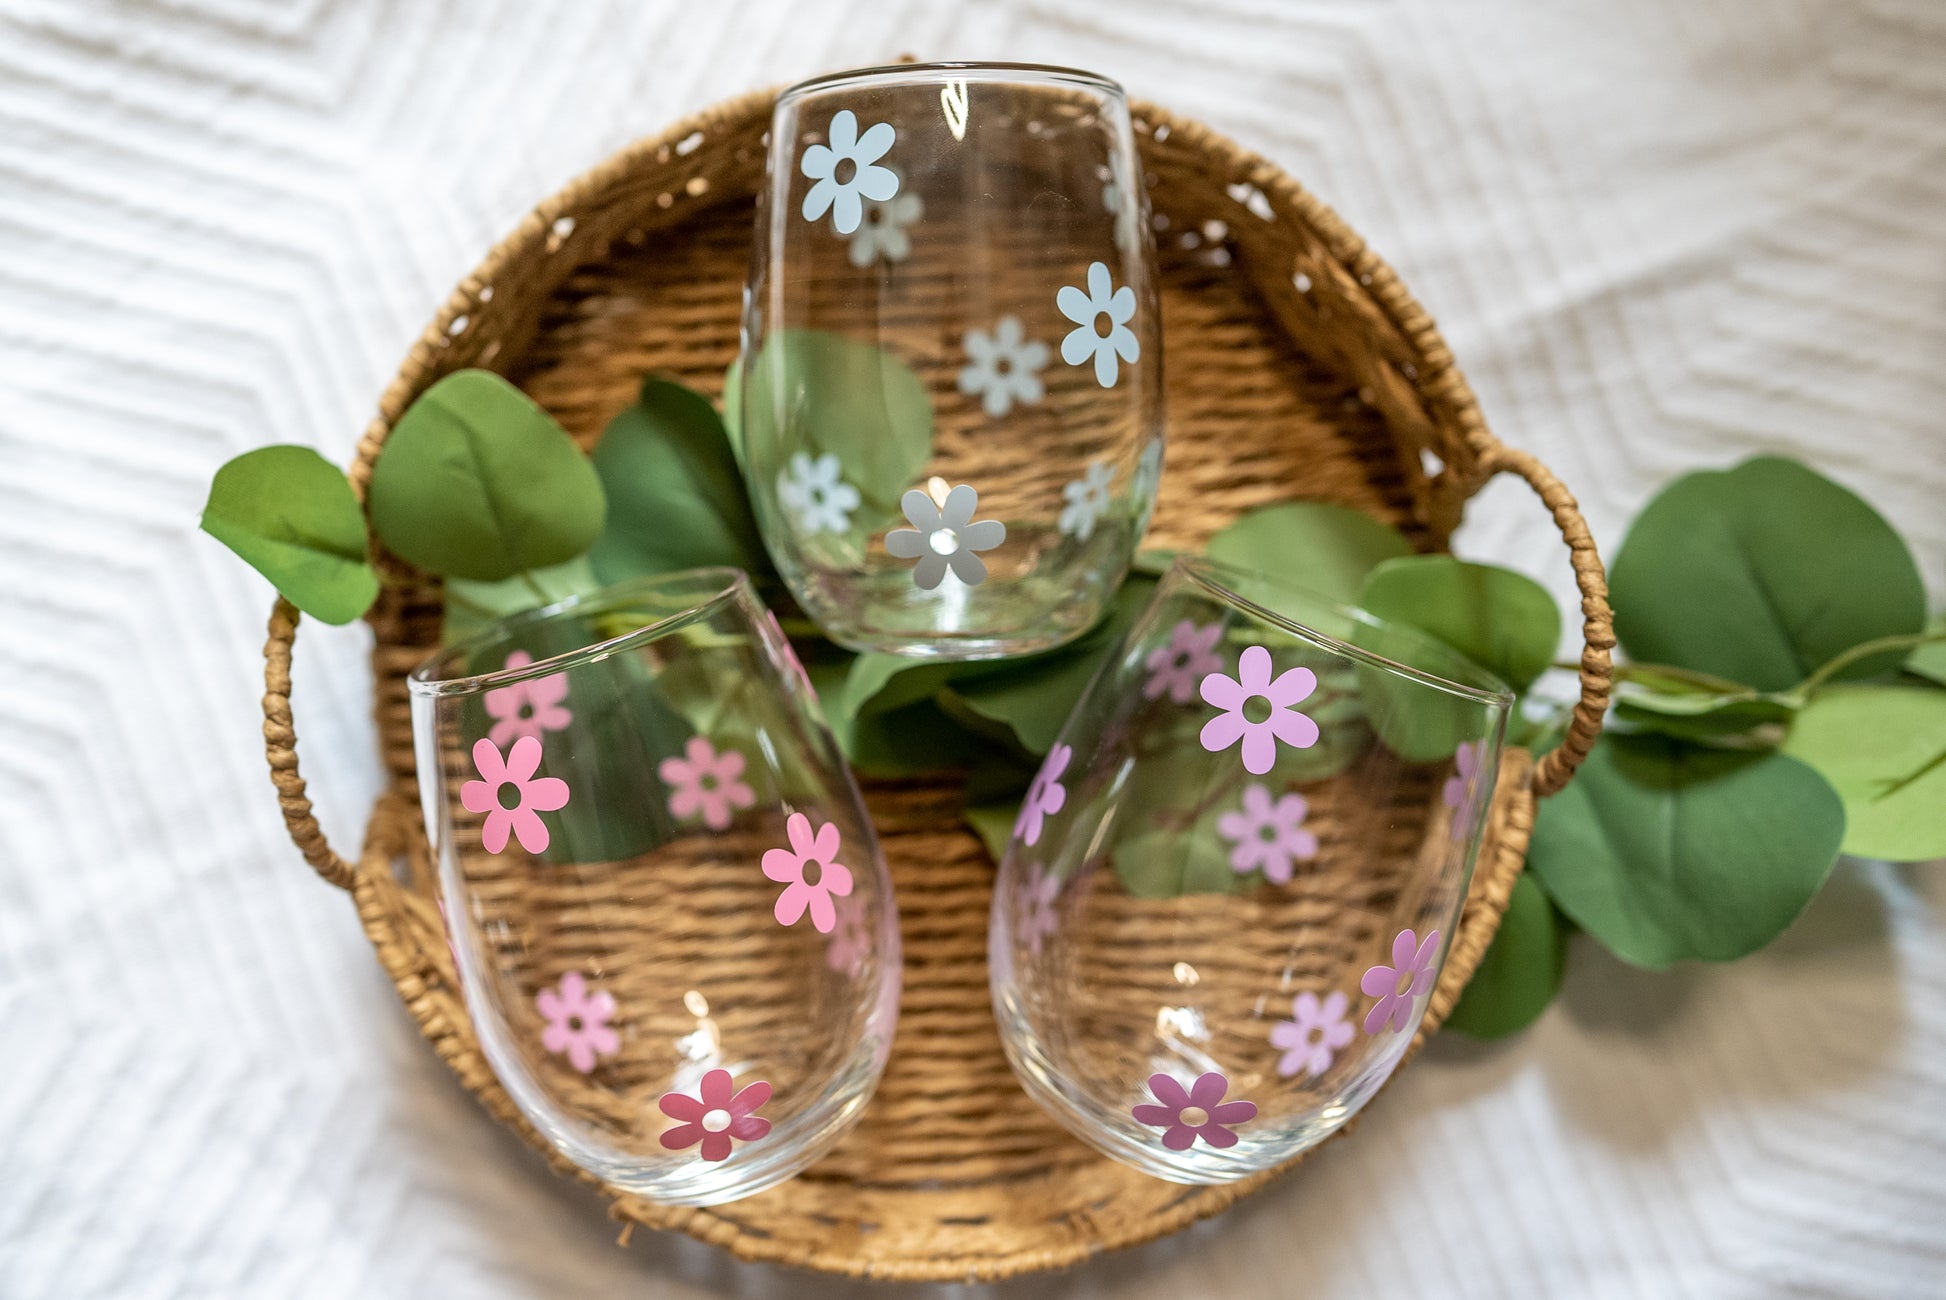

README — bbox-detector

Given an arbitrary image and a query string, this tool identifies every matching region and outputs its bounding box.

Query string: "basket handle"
[1475,445,1615,797]
[262,598,360,890]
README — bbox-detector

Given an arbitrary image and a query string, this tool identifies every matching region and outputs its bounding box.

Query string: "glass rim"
[1172,555,1518,707]
[779,60,1125,102]
[407,567,753,699]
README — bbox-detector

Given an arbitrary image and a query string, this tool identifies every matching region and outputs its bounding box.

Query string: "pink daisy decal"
[1444,740,1480,839]
[1361,927,1442,1035]
[658,736,757,831]
[1144,619,1223,704]
[536,971,619,1073]
[657,1068,773,1162]
[761,812,855,933]
[1198,645,1321,775]
[1131,1071,1258,1150]
[1215,783,1318,883]
[1013,743,1071,848]
[483,650,572,749]
[1017,861,1060,955]
[459,736,571,854]
[1269,990,1354,1078]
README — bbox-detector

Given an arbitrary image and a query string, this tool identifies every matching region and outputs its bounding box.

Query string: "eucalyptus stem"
[1793,629,1946,698]
[518,570,554,605]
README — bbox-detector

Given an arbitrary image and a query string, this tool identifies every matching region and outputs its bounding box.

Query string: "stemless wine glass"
[740,61,1164,660]
[989,557,1512,1184]
[409,569,900,1205]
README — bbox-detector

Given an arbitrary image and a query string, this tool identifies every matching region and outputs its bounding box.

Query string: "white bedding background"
[3,1,1944,1296]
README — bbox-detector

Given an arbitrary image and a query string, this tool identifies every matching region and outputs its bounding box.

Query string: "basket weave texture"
[259,84,1614,1281]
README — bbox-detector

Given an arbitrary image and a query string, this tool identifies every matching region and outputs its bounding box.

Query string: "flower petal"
[1239,727,1277,775]
[773,881,811,927]
[945,550,987,586]
[730,1079,772,1117]
[1131,1104,1177,1127]
[659,1122,703,1150]
[1057,286,1095,327]
[460,779,496,815]
[479,810,511,854]
[827,109,858,153]
[856,161,899,202]
[786,812,816,857]
[1087,260,1113,303]
[1390,998,1417,1033]
[1188,1072,1229,1109]
[699,1068,734,1108]
[1363,1001,1395,1035]
[1267,665,1318,709]
[1210,1099,1257,1125]
[912,552,948,589]
[1362,965,1398,998]
[1200,670,1244,711]
[1109,284,1138,325]
[1269,1021,1304,1050]
[1145,1073,1189,1108]
[509,807,551,855]
[586,1024,619,1057]
[1236,646,1274,694]
[885,527,927,559]
[852,119,893,164]
[505,735,544,783]
[1200,711,1247,755]
[541,1021,573,1054]
[1414,928,1443,971]
[729,1114,772,1141]
[1325,1020,1355,1050]
[1110,324,1140,364]
[761,847,801,885]
[958,519,1006,552]
[800,177,835,223]
[1269,707,1320,751]
[996,315,1022,346]
[940,484,979,528]
[524,776,570,813]
[821,861,854,897]
[699,1131,733,1161]
[806,889,837,934]
[1198,1123,1240,1149]
[1393,928,1420,969]
[1161,1124,1198,1151]
[1092,342,1118,388]
[471,738,507,784]
[831,187,862,236]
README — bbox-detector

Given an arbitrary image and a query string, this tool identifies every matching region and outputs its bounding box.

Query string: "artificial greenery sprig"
[201,365,1946,1048]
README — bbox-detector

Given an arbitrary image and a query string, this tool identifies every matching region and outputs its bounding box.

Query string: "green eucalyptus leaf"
[1113,828,1241,899]
[846,698,991,777]
[1782,683,1946,861]
[199,445,378,625]
[1906,620,1946,688]
[1611,681,1797,744]
[1357,555,1560,691]
[588,377,770,585]
[741,329,933,511]
[964,800,1022,865]
[721,358,745,469]
[441,555,601,646]
[1206,502,1411,604]
[368,370,604,581]
[1444,874,1568,1039]
[1525,732,1845,969]
[1609,456,1926,691]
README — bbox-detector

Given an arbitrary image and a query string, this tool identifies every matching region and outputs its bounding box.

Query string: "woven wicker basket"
[259,81,1614,1281]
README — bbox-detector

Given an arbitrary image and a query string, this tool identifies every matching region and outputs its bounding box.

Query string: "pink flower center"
[701,1108,733,1134]
[1178,1106,1210,1128]
[495,783,523,812]
[801,859,824,888]
[1242,695,1275,725]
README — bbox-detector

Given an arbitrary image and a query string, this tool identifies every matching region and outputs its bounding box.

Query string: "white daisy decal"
[776,452,862,535]
[1059,460,1117,542]
[800,109,898,236]
[847,191,923,266]
[884,482,1006,589]
[957,316,1050,418]
[1057,261,1140,388]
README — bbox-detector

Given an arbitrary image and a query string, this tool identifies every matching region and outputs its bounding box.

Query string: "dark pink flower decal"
[1216,783,1318,883]
[657,1068,772,1161]
[537,971,619,1073]
[483,649,573,748]
[459,736,570,854]
[1361,927,1441,1034]
[1269,990,1354,1078]
[1144,619,1223,704]
[761,812,855,933]
[658,736,757,831]
[1132,1071,1257,1150]
[1198,645,1320,775]
[1013,743,1071,847]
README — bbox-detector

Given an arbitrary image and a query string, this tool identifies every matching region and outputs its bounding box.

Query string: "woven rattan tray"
[259,82,1614,1281]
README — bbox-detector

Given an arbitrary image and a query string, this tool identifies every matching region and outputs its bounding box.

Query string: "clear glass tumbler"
[989,557,1512,1183]
[740,61,1164,660]
[409,570,900,1205]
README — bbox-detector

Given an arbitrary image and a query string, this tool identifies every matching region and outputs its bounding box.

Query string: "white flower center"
[701,1108,733,1134]
[930,528,960,555]
[1177,1106,1210,1128]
